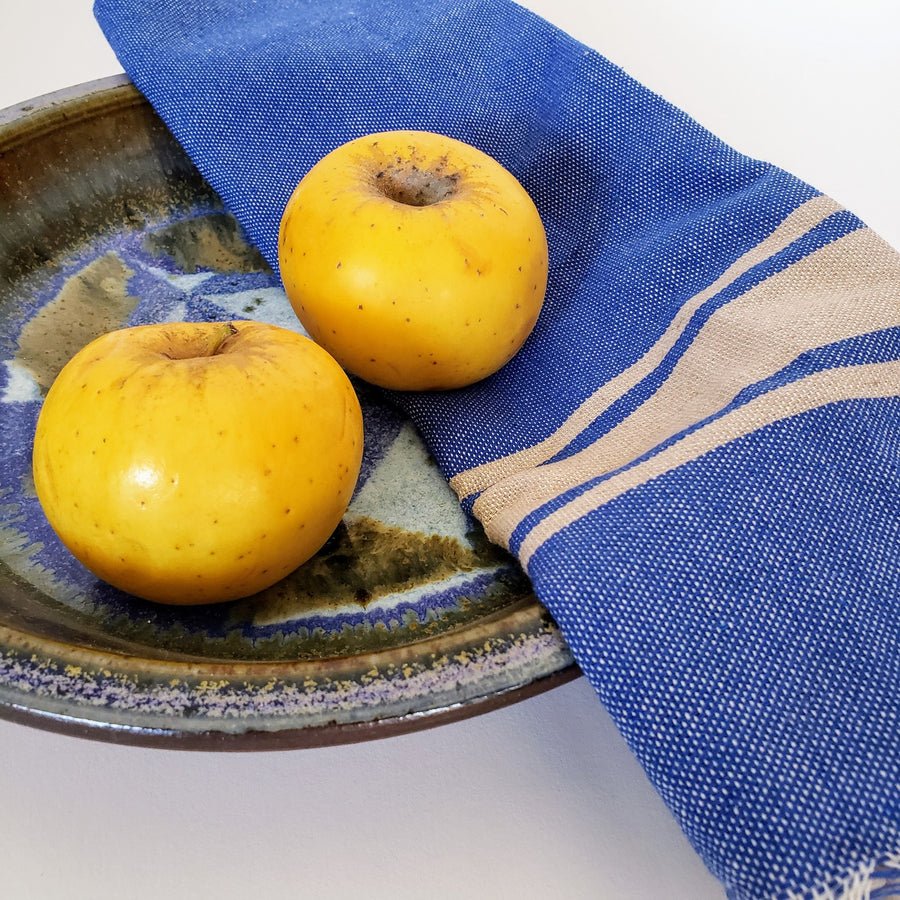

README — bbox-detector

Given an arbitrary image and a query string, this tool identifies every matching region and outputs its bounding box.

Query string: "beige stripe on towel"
[473,227,900,558]
[516,358,900,568]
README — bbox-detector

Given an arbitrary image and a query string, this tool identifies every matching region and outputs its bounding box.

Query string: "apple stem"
[208,322,239,356]
[375,163,460,207]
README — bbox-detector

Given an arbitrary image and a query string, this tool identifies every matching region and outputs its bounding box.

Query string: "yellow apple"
[32,320,364,605]
[278,130,548,390]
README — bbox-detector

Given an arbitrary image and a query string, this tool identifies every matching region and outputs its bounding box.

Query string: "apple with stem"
[32,320,363,605]
[278,130,549,391]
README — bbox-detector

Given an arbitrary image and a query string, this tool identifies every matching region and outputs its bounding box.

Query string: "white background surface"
[1,2,897,898]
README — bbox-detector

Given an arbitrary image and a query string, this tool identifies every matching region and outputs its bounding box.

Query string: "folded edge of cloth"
[92,1,900,896]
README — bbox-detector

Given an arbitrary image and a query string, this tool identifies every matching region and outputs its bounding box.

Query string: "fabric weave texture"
[92,1,900,896]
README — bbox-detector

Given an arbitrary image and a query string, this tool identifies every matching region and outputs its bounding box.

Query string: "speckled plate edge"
[0,76,578,750]
[0,601,577,750]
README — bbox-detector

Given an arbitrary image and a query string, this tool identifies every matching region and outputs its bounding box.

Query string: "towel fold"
[92,1,900,896]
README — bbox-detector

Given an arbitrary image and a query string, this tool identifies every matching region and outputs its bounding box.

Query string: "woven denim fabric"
[93,1,900,896]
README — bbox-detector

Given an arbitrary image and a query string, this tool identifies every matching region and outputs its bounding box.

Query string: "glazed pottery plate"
[0,76,576,749]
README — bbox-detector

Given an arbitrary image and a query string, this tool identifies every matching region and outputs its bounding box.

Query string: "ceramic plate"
[0,76,576,749]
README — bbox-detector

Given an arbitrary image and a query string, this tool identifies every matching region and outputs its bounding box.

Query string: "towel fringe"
[781,849,900,900]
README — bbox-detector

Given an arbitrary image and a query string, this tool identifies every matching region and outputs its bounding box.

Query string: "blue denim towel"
[92,1,900,896]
